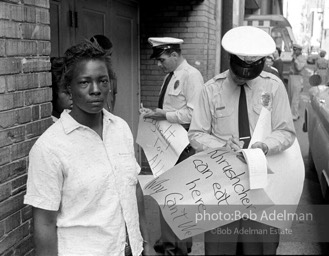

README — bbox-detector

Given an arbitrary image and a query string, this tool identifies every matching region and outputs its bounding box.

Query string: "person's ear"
[171,51,179,58]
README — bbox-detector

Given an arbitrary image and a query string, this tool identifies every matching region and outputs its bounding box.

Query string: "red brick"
[0,183,11,202]
[0,20,21,39]
[4,212,21,233]
[24,87,52,105]
[0,221,29,255]
[26,118,52,139]
[0,126,25,148]
[0,110,17,129]
[0,160,27,184]
[21,206,32,223]
[0,58,21,75]
[11,140,34,161]
[0,193,24,220]
[0,146,10,165]
[17,107,32,124]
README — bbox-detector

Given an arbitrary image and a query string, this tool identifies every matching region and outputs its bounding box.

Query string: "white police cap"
[222,26,276,62]
[148,37,184,58]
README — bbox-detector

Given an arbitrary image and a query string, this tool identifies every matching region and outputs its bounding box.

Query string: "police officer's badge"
[174,80,180,89]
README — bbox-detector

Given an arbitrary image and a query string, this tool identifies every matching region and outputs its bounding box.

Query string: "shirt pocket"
[117,152,138,186]
[211,105,235,135]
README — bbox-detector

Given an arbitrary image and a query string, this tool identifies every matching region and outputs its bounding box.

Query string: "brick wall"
[139,0,218,172]
[0,0,52,255]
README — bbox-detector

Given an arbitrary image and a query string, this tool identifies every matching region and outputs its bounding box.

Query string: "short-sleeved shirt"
[188,70,296,155]
[24,109,143,256]
[162,59,204,124]
[290,54,306,75]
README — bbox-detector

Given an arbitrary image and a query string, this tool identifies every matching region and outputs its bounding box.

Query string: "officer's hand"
[224,136,244,152]
[250,142,269,155]
[139,107,152,114]
[143,108,167,120]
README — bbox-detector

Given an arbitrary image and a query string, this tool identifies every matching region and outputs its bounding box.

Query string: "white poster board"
[143,107,305,240]
[136,114,189,177]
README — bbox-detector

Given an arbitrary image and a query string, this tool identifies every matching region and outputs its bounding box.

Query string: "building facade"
[0,0,281,254]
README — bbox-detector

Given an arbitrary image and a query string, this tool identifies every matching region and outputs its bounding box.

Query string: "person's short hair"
[90,35,113,51]
[51,57,66,103]
[276,47,281,57]
[319,50,326,58]
[61,40,115,91]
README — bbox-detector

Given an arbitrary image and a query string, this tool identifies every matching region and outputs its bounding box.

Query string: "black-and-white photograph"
[1,0,329,255]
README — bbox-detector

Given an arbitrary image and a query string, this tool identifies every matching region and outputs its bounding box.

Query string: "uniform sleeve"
[24,142,63,211]
[188,86,225,152]
[263,80,296,155]
[166,71,204,124]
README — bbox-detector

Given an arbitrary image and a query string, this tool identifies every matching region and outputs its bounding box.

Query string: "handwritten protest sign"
[136,114,189,177]
[143,107,305,240]
[144,148,274,240]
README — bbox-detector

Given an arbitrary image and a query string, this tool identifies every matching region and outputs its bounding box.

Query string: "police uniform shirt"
[188,70,296,155]
[161,59,204,124]
[290,54,306,75]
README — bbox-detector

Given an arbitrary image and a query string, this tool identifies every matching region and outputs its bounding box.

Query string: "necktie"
[158,72,174,109]
[238,84,251,148]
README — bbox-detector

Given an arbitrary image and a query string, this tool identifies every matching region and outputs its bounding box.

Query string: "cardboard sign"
[136,114,189,176]
[143,107,305,239]
[144,148,274,239]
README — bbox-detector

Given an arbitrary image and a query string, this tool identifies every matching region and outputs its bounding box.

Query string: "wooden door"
[50,0,141,159]
[74,0,111,42]
[110,0,140,159]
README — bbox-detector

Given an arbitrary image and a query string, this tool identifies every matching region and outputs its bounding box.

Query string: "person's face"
[265,57,273,66]
[293,47,301,55]
[69,59,110,115]
[273,49,279,59]
[230,70,249,85]
[156,52,178,73]
[54,88,73,113]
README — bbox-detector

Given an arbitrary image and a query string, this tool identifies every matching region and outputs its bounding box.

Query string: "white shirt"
[162,59,204,124]
[24,109,143,256]
[188,70,296,155]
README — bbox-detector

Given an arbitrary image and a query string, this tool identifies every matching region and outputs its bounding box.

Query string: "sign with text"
[143,106,305,240]
[136,114,189,177]
[143,148,274,239]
